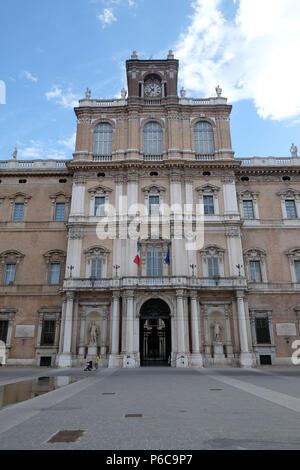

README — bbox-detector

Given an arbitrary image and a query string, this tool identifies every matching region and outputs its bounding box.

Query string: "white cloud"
[175,0,300,120]
[22,71,38,83]
[58,132,76,150]
[98,8,117,26]
[18,136,75,160]
[45,87,80,109]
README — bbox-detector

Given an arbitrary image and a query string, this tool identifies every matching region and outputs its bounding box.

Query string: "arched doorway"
[139,299,171,366]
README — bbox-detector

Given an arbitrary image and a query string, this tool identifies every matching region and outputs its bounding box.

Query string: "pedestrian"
[95,355,100,370]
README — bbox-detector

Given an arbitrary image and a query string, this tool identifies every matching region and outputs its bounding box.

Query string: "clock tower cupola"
[126,50,179,102]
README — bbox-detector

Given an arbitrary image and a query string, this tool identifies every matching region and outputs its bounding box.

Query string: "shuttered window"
[41,320,56,346]
[147,250,163,277]
[13,203,24,222]
[194,122,214,155]
[91,257,103,279]
[5,264,16,285]
[294,260,300,282]
[203,195,214,215]
[50,263,61,284]
[54,203,66,221]
[143,122,163,155]
[207,257,219,278]
[255,318,271,344]
[243,200,255,219]
[249,260,262,282]
[93,123,113,156]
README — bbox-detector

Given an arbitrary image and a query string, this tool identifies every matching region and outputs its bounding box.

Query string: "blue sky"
[0,0,299,160]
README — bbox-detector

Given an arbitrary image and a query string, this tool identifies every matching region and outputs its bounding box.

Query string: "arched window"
[194,121,214,155]
[93,123,113,156]
[143,122,163,155]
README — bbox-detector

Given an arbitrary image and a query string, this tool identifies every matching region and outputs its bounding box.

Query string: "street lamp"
[190,264,197,277]
[68,265,74,279]
[113,264,120,278]
[236,264,243,277]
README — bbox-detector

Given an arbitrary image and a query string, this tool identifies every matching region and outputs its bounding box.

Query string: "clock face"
[144,81,161,97]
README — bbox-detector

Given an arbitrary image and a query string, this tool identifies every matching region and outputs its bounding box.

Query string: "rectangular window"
[0,320,8,343]
[249,260,262,282]
[203,195,214,215]
[255,318,271,344]
[50,263,61,285]
[243,200,255,219]
[207,257,219,278]
[91,257,103,279]
[294,260,300,282]
[94,197,106,216]
[149,195,160,215]
[54,202,66,221]
[147,250,163,277]
[5,264,16,285]
[41,320,56,346]
[285,200,297,219]
[13,203,24,222]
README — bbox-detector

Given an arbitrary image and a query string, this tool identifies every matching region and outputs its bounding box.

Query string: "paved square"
[0,366,300,450]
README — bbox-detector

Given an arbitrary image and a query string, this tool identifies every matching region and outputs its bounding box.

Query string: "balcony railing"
[63,276,248,291]
[195,154,215,161]
[143,154,163,161]
[92,155,112,162]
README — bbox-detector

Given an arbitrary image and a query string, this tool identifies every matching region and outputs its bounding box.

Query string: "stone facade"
[0,53,299,368]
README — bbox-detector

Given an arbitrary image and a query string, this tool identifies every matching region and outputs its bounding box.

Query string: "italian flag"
[133,240,141,267]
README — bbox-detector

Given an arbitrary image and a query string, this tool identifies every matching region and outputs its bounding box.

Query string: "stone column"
[224,305,233,357]
[123,290,136,368]
[203,305,211,359]
[57,292,75,367]
[70,178,86,216]
[66,230,83,278]
[109,292,121,367]
[222,175,239,216]
[225,225,245,277]
[236,291,253,367]
[176,290,188,367]
[190,291,203,367]
[78,307,87,359]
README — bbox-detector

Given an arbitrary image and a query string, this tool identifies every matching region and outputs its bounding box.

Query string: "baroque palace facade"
[0,51,300,368]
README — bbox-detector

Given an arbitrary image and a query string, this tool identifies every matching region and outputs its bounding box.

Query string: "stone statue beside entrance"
[88,321,99,345]
[213,320,221,341]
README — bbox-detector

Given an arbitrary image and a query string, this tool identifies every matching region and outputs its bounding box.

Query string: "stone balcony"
[77,96,228,108]
[63,276,247,291]
[236,157,300,166]
[0,160,69,170]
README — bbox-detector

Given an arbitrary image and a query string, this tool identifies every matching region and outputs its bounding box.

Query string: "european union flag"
[164,243,170,265]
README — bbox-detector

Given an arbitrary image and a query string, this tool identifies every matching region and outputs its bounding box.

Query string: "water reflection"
[0,376,80,409]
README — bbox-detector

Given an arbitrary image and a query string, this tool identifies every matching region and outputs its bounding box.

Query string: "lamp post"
[236,264,243,277]
[113,264,120,278]
[190,264,197,277]
[68,265,74,279]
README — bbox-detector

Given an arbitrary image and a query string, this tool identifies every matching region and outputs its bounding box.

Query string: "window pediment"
[84,245,110,258]
[285,248,300,260]
[244,247,266,261]
[142,184,166,194]
[199,245,225,258]
[88,185,113,195]
[238,190,259,201]
[277,188,300,200]
[49,192,71,204]
[43,250,66,264]
[195,184,220,195]
[0,250,25,264]
[8,193,31,204]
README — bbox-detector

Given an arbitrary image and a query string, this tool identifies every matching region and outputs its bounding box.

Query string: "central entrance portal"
[140,299,171,366]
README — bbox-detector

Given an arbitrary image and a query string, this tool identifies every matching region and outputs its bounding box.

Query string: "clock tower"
[126,50,179,102]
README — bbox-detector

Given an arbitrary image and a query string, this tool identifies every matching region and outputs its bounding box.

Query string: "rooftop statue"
[215,85,222,97]
[180,86,186,98]
[12,147,18,160]
[290,143,298,158]
[85,87,91,100]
